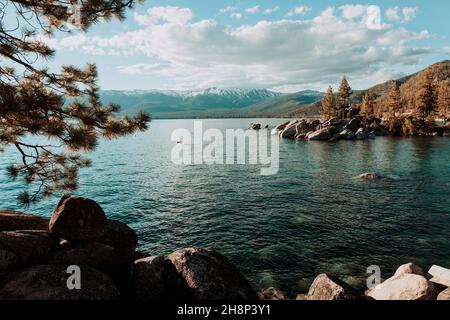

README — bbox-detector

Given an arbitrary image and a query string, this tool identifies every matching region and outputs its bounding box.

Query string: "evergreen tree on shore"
[437,78,450,124]
[0,0,149,204]
[337,76,352,119]
[386,81,401,131]
[415,69,437,120]
[321,86,336,120]
[360,90,375,120]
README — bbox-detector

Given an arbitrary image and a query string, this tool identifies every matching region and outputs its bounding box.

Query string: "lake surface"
[1,119,450,295]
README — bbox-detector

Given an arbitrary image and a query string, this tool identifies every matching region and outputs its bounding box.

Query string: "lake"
[1,118,450,295]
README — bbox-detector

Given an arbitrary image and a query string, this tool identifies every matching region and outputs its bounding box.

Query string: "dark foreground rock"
[49,196,107,241]
[0,210,49,231]
[167,248,259,300]
[128,255,167,300]
[0,231,52,265]
[47,241,117,275]
[98,220,138,269]
[306,273,358,300]
[0,244,19,276]
[0,265,119,300]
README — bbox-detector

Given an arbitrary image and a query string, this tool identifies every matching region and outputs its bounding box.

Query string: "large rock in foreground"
[98,220,138,269]
[0,231,53,265]
[367,274,438,300]
[0,243,19,276]
[128,255,167,300]
[307,273,358,300]
[167,248,258,300]
[49,196,107,241]
[394,263,424,277]
[0,265,119,300]
[46,241,117,275]
[0,210,49,231]
[437,288,450,300]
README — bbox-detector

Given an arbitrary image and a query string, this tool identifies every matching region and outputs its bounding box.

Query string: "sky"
[9,0,450,92]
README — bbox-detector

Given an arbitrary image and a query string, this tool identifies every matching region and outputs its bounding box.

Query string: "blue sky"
[17,1,450,92]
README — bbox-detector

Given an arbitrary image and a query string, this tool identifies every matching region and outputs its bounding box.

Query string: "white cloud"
[220,6,236,14]
[134,6,193,25]
[230,12,242,20]
[46,6,431,91]
[264,6,280,15]
[386,6,418,23]
[402,7,418,22]
[245,5,260,14]
[339,5,368,20]
[287,6,310,17]
[444,46,450,54]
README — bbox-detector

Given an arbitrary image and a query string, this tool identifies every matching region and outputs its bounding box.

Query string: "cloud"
[264,6,280,15]
[230,12,242,20]
[47,6,431,91]
[220,6,236,14]
[245,5,260,14]
[386,6,418,23]
[134,6,193,25]
[444,47,450,54]
[339,5,368,20]
[287,6,310,17]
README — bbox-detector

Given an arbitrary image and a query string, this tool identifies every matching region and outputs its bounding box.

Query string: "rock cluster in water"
[270,117,385,142]
[1,197,449,300]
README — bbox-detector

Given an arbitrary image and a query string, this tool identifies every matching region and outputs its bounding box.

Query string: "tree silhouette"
[0,0,149,205]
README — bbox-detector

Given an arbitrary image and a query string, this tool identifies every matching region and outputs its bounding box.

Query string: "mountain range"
[101,60,449,119]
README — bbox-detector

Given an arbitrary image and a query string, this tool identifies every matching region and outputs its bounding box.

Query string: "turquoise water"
[1,119,450,295]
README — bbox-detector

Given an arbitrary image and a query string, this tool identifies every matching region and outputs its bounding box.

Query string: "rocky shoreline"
[1,196,449,300]
[267,117,450,141]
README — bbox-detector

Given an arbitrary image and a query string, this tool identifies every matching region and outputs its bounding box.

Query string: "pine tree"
[388,82,402,119]
[437,78,450,124]
[321,86,335,120]
[337,76,352,119]
[360,90,375,119]
[0,0,149,205]
[415,69,437,120]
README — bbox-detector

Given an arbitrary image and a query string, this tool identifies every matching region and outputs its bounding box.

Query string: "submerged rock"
[307,273,358,300]
[259,287,286,300]
[0,265,119,300]
[367,273,438,300]
[49,195,107,241]
[358,172,383,180]
[167,247,258,300]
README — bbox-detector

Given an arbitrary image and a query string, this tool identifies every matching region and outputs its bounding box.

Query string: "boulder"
[294,133,307,141]
[367,273,438,300]
[428,265,450,288]
[46,241,117,275]
[166,247,258,300]
[280,123,298,139]
[128,255,166,300]
[437,288,450,300]
[355,127,366,140]
[345,118,362,132]
[322,118,341,127]
[308,128,333,141]
[259,287,286,300]
[307,274,358,300]
[0,243,19,276]
[274,121,290,132]
[0,265,119,300]
[358,172,382,180]
[347,131,356,140]
[49,195,107,241]
[0,210,49,231]
[295,122,310,136]
[0,231,51,265]
[368,131,376,139]
[394,263,424,277]
[98,220,138,268]
[295,294,308,300]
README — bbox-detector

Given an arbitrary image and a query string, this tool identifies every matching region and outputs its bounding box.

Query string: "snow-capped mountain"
[100,88,283,114]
